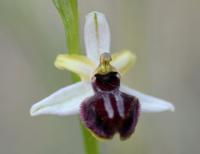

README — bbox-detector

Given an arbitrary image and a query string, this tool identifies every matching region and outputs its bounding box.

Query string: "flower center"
[92,53,120,92]
[94,53,117,75]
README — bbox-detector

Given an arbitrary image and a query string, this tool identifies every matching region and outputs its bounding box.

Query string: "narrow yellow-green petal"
[55,54,96,80]
[111,50,137,75]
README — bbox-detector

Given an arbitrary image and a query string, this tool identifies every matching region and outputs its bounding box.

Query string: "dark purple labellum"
[80,72,140,140]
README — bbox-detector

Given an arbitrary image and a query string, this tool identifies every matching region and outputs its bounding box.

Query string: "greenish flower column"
[52,0,99,154]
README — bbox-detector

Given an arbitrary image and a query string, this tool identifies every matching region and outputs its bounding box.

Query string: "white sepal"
[30,81,94,116]
[120,85,175,112]
[84,11,110,63]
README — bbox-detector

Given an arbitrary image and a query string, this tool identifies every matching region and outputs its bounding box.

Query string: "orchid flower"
[30,12,174,140]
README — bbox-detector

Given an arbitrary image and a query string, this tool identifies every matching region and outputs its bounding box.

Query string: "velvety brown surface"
[81,72,140,140]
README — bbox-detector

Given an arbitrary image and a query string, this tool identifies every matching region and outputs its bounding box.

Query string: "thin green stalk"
[52,1,99,154]
[53,0,80,54]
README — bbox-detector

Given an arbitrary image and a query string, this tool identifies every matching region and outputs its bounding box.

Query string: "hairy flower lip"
[30,11,175,120]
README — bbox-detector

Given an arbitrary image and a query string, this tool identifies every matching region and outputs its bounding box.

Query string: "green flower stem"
[53,0,80,54]
[52,1,99,154]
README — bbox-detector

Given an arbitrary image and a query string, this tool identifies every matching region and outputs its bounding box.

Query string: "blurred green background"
[0,0,200,154]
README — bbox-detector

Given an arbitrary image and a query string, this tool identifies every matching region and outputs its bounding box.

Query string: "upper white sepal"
[84,11,111,62]
[30,81,94,116]
[120,84,175,112]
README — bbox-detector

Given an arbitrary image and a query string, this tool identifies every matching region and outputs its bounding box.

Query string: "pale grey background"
[0,0,199,154]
